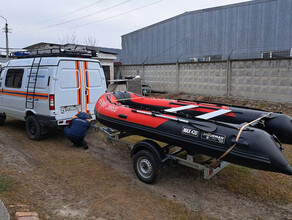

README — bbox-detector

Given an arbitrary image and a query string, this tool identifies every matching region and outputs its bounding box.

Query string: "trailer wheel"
[133,150,160,184]
[26,115,43,141]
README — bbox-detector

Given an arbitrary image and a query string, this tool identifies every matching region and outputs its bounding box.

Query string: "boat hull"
[113,91,292,144]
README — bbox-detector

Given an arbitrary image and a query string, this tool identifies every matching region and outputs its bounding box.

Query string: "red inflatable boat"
[95,91,292,176]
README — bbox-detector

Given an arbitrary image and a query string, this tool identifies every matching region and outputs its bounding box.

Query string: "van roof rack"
[13,45,97,59]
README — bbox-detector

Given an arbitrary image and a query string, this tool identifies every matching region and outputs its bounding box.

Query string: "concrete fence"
[117,58,292,103]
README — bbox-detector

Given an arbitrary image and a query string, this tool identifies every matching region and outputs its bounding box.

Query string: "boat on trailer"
[94,91,292,178]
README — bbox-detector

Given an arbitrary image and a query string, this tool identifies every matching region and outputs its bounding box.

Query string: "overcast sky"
[0,0,251,50]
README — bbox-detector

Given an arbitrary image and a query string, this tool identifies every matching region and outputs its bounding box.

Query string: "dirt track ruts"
[0,117,291,219]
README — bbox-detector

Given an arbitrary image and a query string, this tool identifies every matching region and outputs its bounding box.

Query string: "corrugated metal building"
[121,0,292,65]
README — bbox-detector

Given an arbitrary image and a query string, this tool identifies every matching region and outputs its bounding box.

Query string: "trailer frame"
[93,124,230,182]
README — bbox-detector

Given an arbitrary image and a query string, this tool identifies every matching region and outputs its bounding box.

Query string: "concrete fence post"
[176,54,182,93]
[141,64,144,80]
[176,62,180,92]
[141,57,149,82]
[226,60,232,97]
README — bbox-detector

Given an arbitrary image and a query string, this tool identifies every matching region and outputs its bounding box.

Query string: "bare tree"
[59,30,79,44]
[83,36,98,47]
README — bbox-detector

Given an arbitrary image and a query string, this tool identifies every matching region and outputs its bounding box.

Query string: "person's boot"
[82,140,88,150]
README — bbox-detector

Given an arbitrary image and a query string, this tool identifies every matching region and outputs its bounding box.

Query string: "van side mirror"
[0,67,3,80]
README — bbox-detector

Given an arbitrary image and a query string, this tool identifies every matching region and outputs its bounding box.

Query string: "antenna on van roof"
[13,45,98,59]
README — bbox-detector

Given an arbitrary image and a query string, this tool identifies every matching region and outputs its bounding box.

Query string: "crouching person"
[64,112,91,149]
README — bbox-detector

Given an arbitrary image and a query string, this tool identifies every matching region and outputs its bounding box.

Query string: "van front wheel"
[26,115,43,141]
[0,114,6,126]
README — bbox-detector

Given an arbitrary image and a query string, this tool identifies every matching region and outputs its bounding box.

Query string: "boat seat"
[196,109,232,120]
[164,105,199,113]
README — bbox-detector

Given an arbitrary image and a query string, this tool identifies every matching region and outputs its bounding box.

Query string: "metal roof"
[121,0,291,64]
[122,0,275,37]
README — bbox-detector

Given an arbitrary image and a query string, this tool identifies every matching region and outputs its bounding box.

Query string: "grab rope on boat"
[116,96,145,102]
[209,112,273,167]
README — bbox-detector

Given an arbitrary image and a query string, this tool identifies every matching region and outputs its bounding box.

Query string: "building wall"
[96,52,117,82]
[118,58,292,103]
[122,0,292,65]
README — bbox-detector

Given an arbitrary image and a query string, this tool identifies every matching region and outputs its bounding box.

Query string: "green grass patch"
[0,175,14,194]
[259,102,266,109]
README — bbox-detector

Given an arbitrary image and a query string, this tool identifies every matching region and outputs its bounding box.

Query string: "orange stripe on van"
[75,61,79,107]
[1,89,48,100]
[83,61,87,113]
[77,61,83,112]
[86,62,90,108]
[2,89,48,96]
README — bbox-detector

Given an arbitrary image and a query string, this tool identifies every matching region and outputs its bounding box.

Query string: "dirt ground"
[0,94,292,219]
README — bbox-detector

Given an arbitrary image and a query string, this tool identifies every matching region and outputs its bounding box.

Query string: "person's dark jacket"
[65,112,91,138]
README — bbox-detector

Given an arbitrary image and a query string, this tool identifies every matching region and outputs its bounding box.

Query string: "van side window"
[5,69,24,88]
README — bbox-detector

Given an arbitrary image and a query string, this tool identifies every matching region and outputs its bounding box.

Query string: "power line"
[70,0,164,29]
[14,0,164,35]
[0,15,7,23]
[42,0,105,23]
[20,0,131,33]
[19,0,105,30]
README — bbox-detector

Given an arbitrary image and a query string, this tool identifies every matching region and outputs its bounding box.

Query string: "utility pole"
[0,15,9,61]
[4,23,9,61]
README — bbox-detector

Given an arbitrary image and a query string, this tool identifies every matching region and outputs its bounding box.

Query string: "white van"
[0,57,106,140]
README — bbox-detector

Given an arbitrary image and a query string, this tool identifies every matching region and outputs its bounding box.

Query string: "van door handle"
[85,90,88,96]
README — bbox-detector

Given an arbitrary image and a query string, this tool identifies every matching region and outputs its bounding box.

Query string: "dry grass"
[0,168,30,220]
[205,163,292,205]
[0,120,203,219]
[111,131,292,206]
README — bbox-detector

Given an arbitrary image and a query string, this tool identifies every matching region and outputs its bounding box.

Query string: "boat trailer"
[93,124,229,184]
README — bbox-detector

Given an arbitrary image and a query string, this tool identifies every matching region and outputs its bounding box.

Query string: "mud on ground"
[0,93,291,219]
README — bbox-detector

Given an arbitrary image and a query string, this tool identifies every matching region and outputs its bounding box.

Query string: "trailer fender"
[131,140,166,164]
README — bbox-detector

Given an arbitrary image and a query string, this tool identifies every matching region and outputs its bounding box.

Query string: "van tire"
[0,114,6,126]
[26,115,43,141]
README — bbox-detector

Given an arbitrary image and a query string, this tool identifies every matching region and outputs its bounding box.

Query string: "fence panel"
[143,64,177,92]
[179,62,227,96]
[118,58,292,103]
[231,59,292,102]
